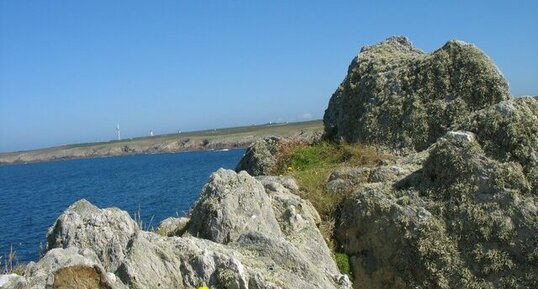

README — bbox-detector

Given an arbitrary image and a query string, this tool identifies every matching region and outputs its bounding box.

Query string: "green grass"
[276,141,387,217]
[275,141,388,277]
[334,252,353,279]
[275,141,389,250]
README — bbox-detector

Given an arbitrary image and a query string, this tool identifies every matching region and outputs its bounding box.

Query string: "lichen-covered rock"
[236,131,323,176]
[156,217,190,237]
[236,136,281,176]
[326,167,371,194]
[187,169,283,243]
[46,199,138,272]
[456,97,538,192]
[336,132,538,289]
[23,247,126,289]
[324,36,509,150]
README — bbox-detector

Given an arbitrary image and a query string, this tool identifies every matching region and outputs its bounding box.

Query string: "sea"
[0,149,245,263]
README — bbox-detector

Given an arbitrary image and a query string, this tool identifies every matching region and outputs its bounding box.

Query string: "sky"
[1,1,537,152]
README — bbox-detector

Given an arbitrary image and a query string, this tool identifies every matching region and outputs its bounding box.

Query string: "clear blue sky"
[1,0,537,152]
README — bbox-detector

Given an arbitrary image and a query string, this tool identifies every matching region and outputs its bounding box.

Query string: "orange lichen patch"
[53,265,111,289]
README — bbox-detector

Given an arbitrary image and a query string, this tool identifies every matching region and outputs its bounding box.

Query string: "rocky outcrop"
[335,131,538,289]
[236,131,323,176]
[235,136,282,176]
[457,97,538,191]
[156,216,190,237]
[187,170,283,243]
[7,169,349,289]
[323,36,509,150]
[46,199,138,273]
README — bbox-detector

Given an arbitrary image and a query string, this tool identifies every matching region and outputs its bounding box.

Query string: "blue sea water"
[0,149,245,263]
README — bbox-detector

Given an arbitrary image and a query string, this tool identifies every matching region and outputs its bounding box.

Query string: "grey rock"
[187,169,283,244]
[0,274,26,289]
[236,136,281,176]
[46,199,138,272]
[443,131,476,143]
[326,167,371,194]
[335,135,538,289]
[324,36,509,150]
[156,217,190,237]
[24,247,126,289]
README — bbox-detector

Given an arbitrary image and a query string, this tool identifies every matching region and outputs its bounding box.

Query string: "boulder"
[457,97,538,191]
[324,36,509,150]
[187,169,283,244]
[326,167,371,194]
[46,199,138,272]
[156,217,190,237]
[236,136,281,176]
[336,132,538,289]
[0,274,26,289]
[23,247,126,289]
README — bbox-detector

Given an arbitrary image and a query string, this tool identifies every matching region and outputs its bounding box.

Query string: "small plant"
[334,252,352,279]
[133,206,155,231]
[1,245,25,275]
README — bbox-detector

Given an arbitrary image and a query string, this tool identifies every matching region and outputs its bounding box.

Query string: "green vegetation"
[274,141,389,270]
[334,252,352,280]
[275,141,387,218]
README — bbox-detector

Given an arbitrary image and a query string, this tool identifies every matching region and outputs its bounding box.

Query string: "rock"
[236,136,281,176]
[156,217,190,237]
[46,199,138,272]
[324,36,509,150]
[326,167,371,194]
[0,274,26,289]
[335,135,538,289]
[23,247,126,289]
[235,131,323,176]
[187,169,283,243]
[457,97,538,191]
[256,175,300,193]
[27,170,349,289]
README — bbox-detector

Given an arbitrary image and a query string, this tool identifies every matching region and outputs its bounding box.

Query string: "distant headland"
[0,120,322,165]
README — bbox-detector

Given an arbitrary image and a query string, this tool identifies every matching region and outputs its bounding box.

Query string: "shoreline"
[0,120,323,165]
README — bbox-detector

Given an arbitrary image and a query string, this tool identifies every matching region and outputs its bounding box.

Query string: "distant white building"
[116,124,121,140]
[150,130,154,137]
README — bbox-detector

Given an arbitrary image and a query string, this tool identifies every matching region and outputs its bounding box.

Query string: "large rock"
[46,199,138,273]
[324,36,509,150]
[23,247,126,289]
[457,97,538,191]
[335,132,538,289]
[187,169,283,243]
[236,131,323,176]
[236,136,281,176]
[0,274,26,289]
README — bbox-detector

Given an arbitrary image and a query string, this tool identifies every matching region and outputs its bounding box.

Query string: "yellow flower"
[198,286,210,289]
[287,166,293,171]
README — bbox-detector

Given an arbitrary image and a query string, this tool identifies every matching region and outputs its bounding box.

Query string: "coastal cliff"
[2,37,537,289]
[0,121,322,165]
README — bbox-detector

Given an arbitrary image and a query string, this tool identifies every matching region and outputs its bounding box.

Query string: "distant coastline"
[0,120,322,165]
